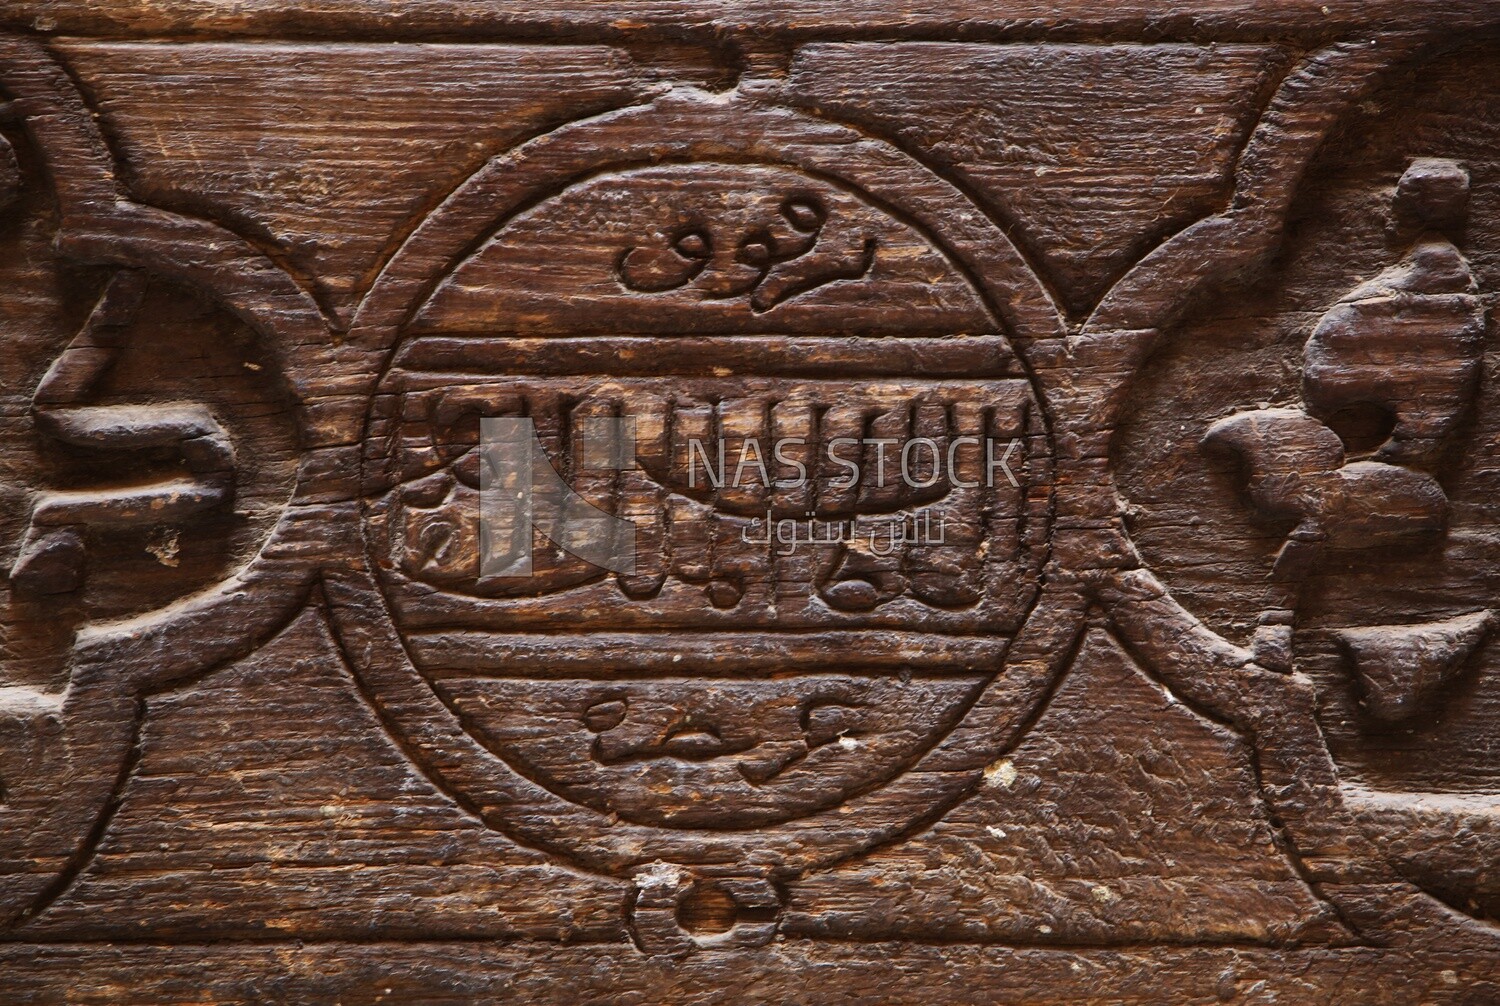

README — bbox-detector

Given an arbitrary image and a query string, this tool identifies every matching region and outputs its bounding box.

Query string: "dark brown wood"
[0,5,1498,1002]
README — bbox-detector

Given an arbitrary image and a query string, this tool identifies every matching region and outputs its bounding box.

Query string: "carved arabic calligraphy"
[616,194,877,311]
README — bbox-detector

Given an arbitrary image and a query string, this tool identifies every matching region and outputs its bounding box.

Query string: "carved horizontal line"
[408,630,1009,678]
[391,335,1023,378]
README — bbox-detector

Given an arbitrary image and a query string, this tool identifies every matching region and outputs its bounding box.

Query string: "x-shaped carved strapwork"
[9,271,236,594]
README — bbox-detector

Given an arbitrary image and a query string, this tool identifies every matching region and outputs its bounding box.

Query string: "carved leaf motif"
[1335,610,1496,722]
[1196,159,1485,679]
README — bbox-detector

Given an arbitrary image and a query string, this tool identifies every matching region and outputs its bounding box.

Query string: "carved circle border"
[327,88,1083,877]
[0,35,340,926]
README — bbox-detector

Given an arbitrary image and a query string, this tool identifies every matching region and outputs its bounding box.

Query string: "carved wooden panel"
[1,4,1499,1002]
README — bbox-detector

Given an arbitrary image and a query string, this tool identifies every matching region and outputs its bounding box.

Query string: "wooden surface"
[1,4,1499,1003]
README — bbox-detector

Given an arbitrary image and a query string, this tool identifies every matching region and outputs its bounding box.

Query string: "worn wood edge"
[5,1,1500,45]
[0,940,1495,1004]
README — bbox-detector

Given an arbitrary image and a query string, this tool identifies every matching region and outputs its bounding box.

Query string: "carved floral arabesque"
[1203,157,1492,713]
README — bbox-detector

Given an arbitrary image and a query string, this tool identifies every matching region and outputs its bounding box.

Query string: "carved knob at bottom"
[628,864,783,956]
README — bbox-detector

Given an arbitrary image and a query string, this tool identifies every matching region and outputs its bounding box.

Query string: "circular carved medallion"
[331,93,1066,875]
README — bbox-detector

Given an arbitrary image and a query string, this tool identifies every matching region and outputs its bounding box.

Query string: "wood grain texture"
[7,1,1500,41]
[0,4,1498,1003]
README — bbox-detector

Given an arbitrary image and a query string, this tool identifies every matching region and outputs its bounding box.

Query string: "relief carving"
[1114,39,1500,944]
[1202,157,1491,700]
[10,272,237,595]
[615,193,877,311]
[348,138,1056,895]
[0,17,1499,997]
